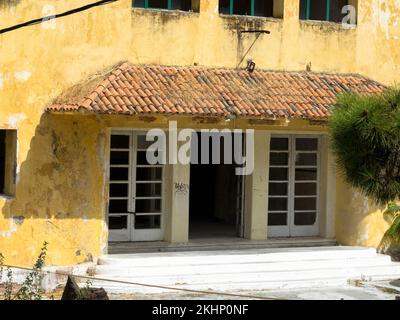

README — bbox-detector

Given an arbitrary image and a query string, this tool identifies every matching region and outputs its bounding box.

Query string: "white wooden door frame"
[108,130,164,242]
[267,134,291,237]
[268,134,321,238]
[108,130,132,242]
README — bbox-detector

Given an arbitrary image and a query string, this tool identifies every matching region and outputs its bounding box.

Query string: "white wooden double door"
[268,135,320,237]
[108,131,164,242]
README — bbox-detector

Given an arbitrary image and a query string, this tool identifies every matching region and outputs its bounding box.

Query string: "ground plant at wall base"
[329,87,400,260]
[379,203,400,260]
[0,241,48,300]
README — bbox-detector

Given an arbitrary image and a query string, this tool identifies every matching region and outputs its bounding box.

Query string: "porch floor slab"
[108,237,337,254]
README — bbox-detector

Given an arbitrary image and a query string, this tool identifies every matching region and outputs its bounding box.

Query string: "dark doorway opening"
[189,132,244,240]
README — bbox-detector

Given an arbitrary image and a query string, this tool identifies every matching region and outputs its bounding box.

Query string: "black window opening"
[133,0,198,12]
[0,130,16,196]
[219,0,284,18]
[0,131,6,194]
[300,0,356,24]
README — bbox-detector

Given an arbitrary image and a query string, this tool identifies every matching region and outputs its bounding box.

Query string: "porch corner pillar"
[244,131,270,240]
[320,135,336,239]
[168,161,190,243]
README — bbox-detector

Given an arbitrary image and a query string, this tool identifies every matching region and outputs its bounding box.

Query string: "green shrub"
[329,87,400,253]
[329,87,400,205]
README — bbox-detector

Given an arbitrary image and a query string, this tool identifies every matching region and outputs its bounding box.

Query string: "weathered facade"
[0,0,399,266]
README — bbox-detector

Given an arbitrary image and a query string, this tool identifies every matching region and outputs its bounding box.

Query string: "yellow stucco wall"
[0,0,399,265]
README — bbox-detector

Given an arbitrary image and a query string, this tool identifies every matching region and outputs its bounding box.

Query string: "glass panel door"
[268,137,290,237]
[290,137,319,236]
[108,133,131,241]
[108,132,164,242]
[131,134,164,241]
[268,135,320,238]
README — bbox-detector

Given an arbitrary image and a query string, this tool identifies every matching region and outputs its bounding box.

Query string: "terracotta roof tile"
[48,62,386,120]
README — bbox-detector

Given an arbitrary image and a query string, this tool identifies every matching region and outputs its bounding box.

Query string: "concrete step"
[98,246,379,266]
[91,246,400,294]
[93,264,400,284]
[94,256,393,277]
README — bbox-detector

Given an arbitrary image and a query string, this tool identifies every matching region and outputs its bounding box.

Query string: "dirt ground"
[1,280,399,300]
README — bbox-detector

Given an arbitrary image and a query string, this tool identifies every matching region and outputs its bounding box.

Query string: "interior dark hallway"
[188,132,245,239]
[189,163,240,239]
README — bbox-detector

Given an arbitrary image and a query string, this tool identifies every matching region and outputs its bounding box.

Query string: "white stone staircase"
[88,246,400,294]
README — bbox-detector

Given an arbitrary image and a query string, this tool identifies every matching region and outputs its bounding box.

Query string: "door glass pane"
[269,168,288,181]
[110,167,129,181]
[136,167,162,181]
[111,135,130,149]
[268,198,288,211]
[295,168,317,181]
[109,199,128,213]
[270,152,289,166]
[110,151,130,165]
[295,153,317,166]
[136,183,162,197]
[109,215,128,230]
[137,135,160,150]
[269,183,288,196]
[295,183,317,196]
[294,212,317,226]
[268,212,287,226]
[270,138,288,151]
[137,151,150,165]
[135,199,162,213]
[109,183,129,197]
[135,215,161,229]
[137,150,164,165]
[296,138,318,151]
[294,197,317,211]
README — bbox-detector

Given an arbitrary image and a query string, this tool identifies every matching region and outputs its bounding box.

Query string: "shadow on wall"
[0,113,108,265]
[335,176,388,248]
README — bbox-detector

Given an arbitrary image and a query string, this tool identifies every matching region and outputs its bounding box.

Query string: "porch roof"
[47,62,386,120]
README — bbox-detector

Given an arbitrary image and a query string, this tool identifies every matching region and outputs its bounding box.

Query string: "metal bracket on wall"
[236,30,271,69]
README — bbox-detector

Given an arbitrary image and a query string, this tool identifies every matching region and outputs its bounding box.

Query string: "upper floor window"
[299,0,357,24]
[133,0,199,12]
[219,0,284,18]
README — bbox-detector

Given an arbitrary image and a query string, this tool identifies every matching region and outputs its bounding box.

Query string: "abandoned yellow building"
[0,0,399,267]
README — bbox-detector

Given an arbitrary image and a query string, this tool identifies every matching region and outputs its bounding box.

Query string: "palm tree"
[329,87,400,260]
